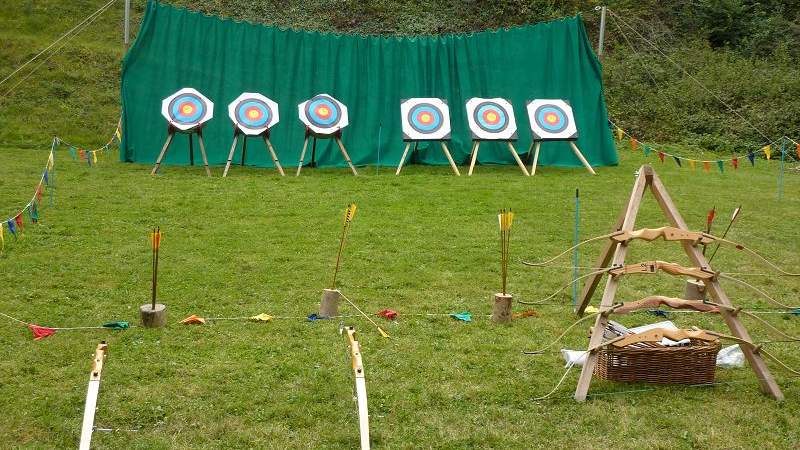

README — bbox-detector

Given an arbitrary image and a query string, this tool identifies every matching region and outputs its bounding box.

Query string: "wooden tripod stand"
[396,140,460,175]
[467,140,529,176]
[296,128,358,176]
[151,125,212,177]
[572,164,783,401]
[222,128,285,177]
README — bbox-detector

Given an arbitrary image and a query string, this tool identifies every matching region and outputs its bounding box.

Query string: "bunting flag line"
[0,312,128,341]
[1,149,55,253]
[608,120,799,175]
[54,119,121,167]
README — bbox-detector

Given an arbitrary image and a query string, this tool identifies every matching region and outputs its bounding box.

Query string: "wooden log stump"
[319,289,341,318]
[492,293,513,323]
[684,279,707,301]
[140,303,167,328]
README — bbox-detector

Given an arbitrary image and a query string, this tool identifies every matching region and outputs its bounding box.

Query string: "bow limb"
[710,235,800,276]
[517,268,610,305]
[523,312,600,355]
[703,301,800,342]
[703,329,800,377]
[718,273,799,309]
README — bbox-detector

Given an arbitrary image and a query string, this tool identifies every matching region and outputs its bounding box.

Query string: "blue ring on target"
[534,105,569,133]
[235,99,272,129]
[169,95,205,125]
[473,102,509,133]
[407,103,443,134]
[304,95,341,128]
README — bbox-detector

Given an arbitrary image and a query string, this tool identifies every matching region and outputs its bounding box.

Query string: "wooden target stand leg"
[569,141,596,175]
[529,141,541,176]
[296,129,310,176]
[507,142,530,176]
[396,141,460,176]
[529,140,595,176]
[296,129,357,176]
[468,141,480,176]
[224,129,285,177]
[572,165,783,402]
[151,125,211,177]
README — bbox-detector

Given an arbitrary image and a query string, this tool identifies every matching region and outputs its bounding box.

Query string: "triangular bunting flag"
[87,152,93,167]
[717,160,724,173]
[657,151,665,162]
[78,149,85,161]
[763,145,772,160]
[377,309,398,320]
[615,127,624,142]
[449,311,472,322]
[180,314,206,325]
[28,324,56,340]
[796,143,800,159]
[512,309,541,319]
[250,313,273,322]
[688,160,696,170]
[703,161,711,173]
[673,156,682,167]
[102,321,130,330]
[43,169,49,185]
[14,213,23,231]
[92,152,98,164]
[69,147,77,160]
[7,219,16,238]
[30,201,39,224]
[642,145,651,157]
[630,138,638,152]
[0,223,4,252]
[732,158,739,170]
[747,151,756,166]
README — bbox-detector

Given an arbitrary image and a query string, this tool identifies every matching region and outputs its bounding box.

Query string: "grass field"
[0,145,798,449]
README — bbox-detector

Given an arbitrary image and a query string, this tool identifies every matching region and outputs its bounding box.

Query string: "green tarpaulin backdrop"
[121,1,617,170]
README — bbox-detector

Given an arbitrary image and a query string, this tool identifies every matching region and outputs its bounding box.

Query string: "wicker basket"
[594,339,721,385]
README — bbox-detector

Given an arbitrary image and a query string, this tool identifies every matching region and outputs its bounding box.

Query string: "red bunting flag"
[36,185,43,202]
[630,138,638,152]
[28,324,56,340]
[658,151,665,162]
[732,158,739,170]
[377,309,398,320]
[79,149,86,160]
[703,161,711,173]
[14,213,23,231]
[707,207,716,230]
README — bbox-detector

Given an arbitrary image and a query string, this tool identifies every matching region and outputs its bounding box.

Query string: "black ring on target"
[406,102,444,135]
[304,95,342,129]
[534,104,569,134]
[235,98,273,130]
[168,93,206,126]
[472,101,509,134]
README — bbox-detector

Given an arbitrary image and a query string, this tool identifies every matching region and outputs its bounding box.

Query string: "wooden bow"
[610,327,719,348]
[607,261,717,280]
[609,296,719,314]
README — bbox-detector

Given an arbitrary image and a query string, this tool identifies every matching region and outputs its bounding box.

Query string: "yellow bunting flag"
[92,152,98,164]
[630,138,638,152]
[115,121,122,141]
[703,161,711,173]
[47,151,54,170]
[615,127,624,142]
[0,223,4,252]
[688,159,696,170]
[179,314,206,325]
[250,313,273,322]
[763,145,772,160]
[149,229,162,250]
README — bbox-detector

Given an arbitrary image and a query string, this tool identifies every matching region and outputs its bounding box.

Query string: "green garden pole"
[778,136,786,201]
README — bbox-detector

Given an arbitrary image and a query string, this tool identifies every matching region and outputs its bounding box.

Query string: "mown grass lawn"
[0,146,798,449]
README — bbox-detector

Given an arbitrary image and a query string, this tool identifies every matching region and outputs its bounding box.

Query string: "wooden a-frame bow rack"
[572,164,783,402]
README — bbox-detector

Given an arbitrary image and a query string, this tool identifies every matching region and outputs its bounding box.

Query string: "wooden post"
[320,288,341,318]
[684,279,707,300]
[491,293,513,323]
[139,303,167,328]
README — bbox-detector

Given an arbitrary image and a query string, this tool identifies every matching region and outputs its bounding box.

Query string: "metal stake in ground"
[140,227,166,327]
[79,341,108,450]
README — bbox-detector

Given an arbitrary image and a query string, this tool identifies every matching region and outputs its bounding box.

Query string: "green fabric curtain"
[121,1,617,169]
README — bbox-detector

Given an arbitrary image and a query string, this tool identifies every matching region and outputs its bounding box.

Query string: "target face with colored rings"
[400,98,451,141]
[465,97,517,140]
[298,93,349,135]
[526,99,578,141]
[161,88,214,131]
[227,93,280,135]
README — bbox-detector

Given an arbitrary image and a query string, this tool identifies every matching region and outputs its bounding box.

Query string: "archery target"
[465,98,517,140]
[161,88,214,131]
[400,98,451,141]
[298,93,349,135]
[227,93,279,135]
[526,99,578,141]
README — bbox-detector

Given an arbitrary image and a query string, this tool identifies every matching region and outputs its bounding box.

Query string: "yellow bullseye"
[486,112,498,122]
[247,109,261,119]
[317,106,330,118]
[181,104,195,115]
[420,113,432,124]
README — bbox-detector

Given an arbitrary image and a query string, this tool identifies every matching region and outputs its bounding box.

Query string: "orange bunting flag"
[732,158,739,170]
[149,229,162,250]
[763,145,772,160]
[796,143,800,159]
[688,160,696,170]
[512,309,541,319]
[630,138,638,152]
[703,161,710,173]
[180,314,206,325]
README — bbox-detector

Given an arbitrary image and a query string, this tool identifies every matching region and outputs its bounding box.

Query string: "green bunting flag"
[717,160,724,173]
